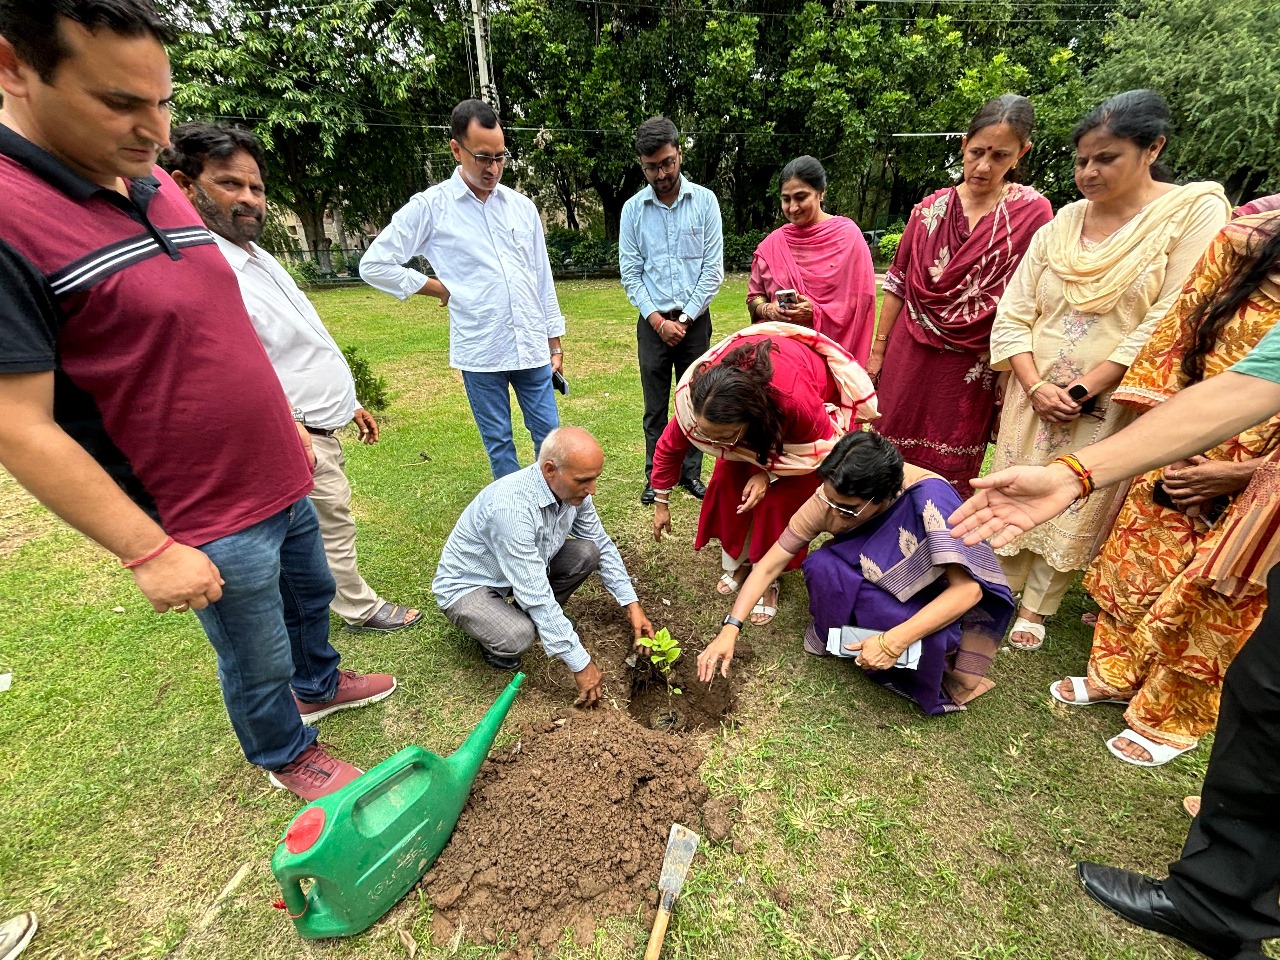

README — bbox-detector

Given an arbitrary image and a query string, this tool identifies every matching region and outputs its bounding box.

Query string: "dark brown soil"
[423,708,708,952]
[419,580,747,955]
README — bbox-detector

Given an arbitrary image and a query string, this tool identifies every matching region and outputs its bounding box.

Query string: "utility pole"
[468,0,499,111]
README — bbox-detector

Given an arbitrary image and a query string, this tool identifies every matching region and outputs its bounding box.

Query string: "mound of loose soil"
[423,707,709,952]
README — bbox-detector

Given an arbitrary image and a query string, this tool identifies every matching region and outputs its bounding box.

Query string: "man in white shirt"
[433,426,655,706]
[360,99,564,480]
[162,123,422,634]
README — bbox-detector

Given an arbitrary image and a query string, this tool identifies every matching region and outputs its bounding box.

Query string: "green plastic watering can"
[271,672,524,938]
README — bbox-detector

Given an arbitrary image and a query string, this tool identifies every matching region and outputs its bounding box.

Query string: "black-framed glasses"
[458,143,512,168]
[817,488,873,518]
[640,156,679,177]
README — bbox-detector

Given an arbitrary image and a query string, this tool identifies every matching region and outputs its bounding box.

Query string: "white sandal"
[751,580,780,625]
[1049,677,1129,707]
[1106,729,1197,767]
[1009,616,1046,651]
[716,572,742,596]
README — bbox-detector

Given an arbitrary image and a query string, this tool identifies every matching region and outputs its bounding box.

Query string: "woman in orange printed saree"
[1054,211,1280,766]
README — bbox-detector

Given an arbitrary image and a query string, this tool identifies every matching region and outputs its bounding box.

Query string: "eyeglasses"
[690,423,745,448]
[817,488,873,518]
[640,156,679,177]
[458,143,512,168]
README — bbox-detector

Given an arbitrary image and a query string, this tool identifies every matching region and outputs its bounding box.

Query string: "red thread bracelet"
[122,536,175,569]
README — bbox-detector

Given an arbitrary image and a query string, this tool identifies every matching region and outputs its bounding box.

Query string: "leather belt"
[303,425,336,437]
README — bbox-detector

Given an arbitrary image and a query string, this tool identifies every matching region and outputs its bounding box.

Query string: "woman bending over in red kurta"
[651,322,877,624]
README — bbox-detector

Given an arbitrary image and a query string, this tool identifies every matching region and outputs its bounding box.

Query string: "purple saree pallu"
[802,477,1014,714]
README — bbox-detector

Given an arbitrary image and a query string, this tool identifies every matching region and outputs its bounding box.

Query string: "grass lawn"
[0,275,1231,960]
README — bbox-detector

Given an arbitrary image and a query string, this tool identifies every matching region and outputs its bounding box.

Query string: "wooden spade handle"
[644,902,672,960]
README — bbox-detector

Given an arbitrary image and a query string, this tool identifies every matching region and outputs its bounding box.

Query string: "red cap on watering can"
[285,808,326,853]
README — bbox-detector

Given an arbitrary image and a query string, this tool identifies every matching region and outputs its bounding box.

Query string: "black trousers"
[1163,562,1280,956]
[637,310,712,484]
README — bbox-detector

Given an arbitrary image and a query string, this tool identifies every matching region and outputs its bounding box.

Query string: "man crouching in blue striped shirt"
[433,426,656,705]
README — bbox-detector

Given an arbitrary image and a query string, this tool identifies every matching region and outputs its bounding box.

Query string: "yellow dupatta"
[1046,181,1230,316]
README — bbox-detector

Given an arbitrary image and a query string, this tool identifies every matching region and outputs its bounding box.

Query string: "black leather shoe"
[680,477,707,500]
[640,484,656,506]
[1076,862,1249,960]
[481,649,522,672]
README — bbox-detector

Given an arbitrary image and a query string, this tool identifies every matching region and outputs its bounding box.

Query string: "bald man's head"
[541,426,604,505]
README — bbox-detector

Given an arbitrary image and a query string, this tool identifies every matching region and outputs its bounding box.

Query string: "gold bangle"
[1027,379,1050,397]
[874,333,889,342]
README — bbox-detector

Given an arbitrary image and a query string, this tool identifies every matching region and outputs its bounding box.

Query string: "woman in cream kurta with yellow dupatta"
[989,180,1229,645]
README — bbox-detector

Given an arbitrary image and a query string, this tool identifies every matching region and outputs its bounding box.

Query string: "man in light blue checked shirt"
[361,99,564,480]
[433,426,656,706]
[619,116,724,506]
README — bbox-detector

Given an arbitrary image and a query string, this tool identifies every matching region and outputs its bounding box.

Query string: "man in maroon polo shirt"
[0,0,395,801]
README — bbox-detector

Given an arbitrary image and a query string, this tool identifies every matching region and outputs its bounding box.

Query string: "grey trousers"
[441,538,601,658]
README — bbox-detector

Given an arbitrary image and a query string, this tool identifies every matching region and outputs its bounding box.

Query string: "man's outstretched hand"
[573,660,604,708]
[948,464,1081,547]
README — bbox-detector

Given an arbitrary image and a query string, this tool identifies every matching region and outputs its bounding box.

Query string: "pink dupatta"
[752,216,877,363]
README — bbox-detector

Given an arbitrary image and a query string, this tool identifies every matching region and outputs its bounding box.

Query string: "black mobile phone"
[1151,480,1178,510]
[552,369,569,396]
[1068,383,1098,415]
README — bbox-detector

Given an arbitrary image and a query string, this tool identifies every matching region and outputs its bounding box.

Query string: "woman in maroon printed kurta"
[651,323,878,624]
[872,95,1052,497]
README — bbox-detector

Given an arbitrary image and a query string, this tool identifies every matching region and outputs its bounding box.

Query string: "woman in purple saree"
[699,432,1014,714]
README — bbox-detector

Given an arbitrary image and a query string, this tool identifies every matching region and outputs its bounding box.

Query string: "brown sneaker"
[295,669,397,725]
[268,742,363,801]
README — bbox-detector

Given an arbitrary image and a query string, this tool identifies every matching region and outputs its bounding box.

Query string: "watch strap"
[722,614,744,629]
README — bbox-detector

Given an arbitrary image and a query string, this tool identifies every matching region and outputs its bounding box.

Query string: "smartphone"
[1067,383,1098,415]
[1151,480,1178,510]
[552,370,569,396]
[776,288,798,308]
[1153,479,1228,523]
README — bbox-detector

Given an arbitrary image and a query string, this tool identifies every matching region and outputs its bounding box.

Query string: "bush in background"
[878,232,903,263]
[343,345,390,413]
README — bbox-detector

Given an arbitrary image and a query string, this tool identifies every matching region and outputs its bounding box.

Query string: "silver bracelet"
[658,319,669,335]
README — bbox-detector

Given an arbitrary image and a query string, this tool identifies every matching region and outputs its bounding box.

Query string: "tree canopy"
[166,0,1280,250]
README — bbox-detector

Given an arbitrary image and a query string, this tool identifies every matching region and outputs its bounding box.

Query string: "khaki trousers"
[308,434,383,625]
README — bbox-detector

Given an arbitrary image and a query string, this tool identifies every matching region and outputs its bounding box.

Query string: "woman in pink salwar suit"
[748,156,878,364]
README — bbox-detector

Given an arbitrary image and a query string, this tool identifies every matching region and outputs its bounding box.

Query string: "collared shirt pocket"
[680,225,704,259]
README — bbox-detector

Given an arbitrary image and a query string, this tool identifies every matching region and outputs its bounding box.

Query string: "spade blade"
[657,822,700,905]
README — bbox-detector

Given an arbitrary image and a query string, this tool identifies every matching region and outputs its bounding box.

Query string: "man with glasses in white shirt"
[361,99,564,480]
[619,116,724,506]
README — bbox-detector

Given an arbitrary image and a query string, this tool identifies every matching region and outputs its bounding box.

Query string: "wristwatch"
[722,614,744,629]
[677,312,692,325]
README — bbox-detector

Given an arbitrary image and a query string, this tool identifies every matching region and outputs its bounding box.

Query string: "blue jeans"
[461,365,560,479]
[194,497,340,770]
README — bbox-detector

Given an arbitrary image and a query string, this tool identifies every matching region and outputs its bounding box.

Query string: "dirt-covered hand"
[572,660,604,707]
[737,473,769,514]
[697,628,739,682]
[627,602,655,648]
[653,502,672,542]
